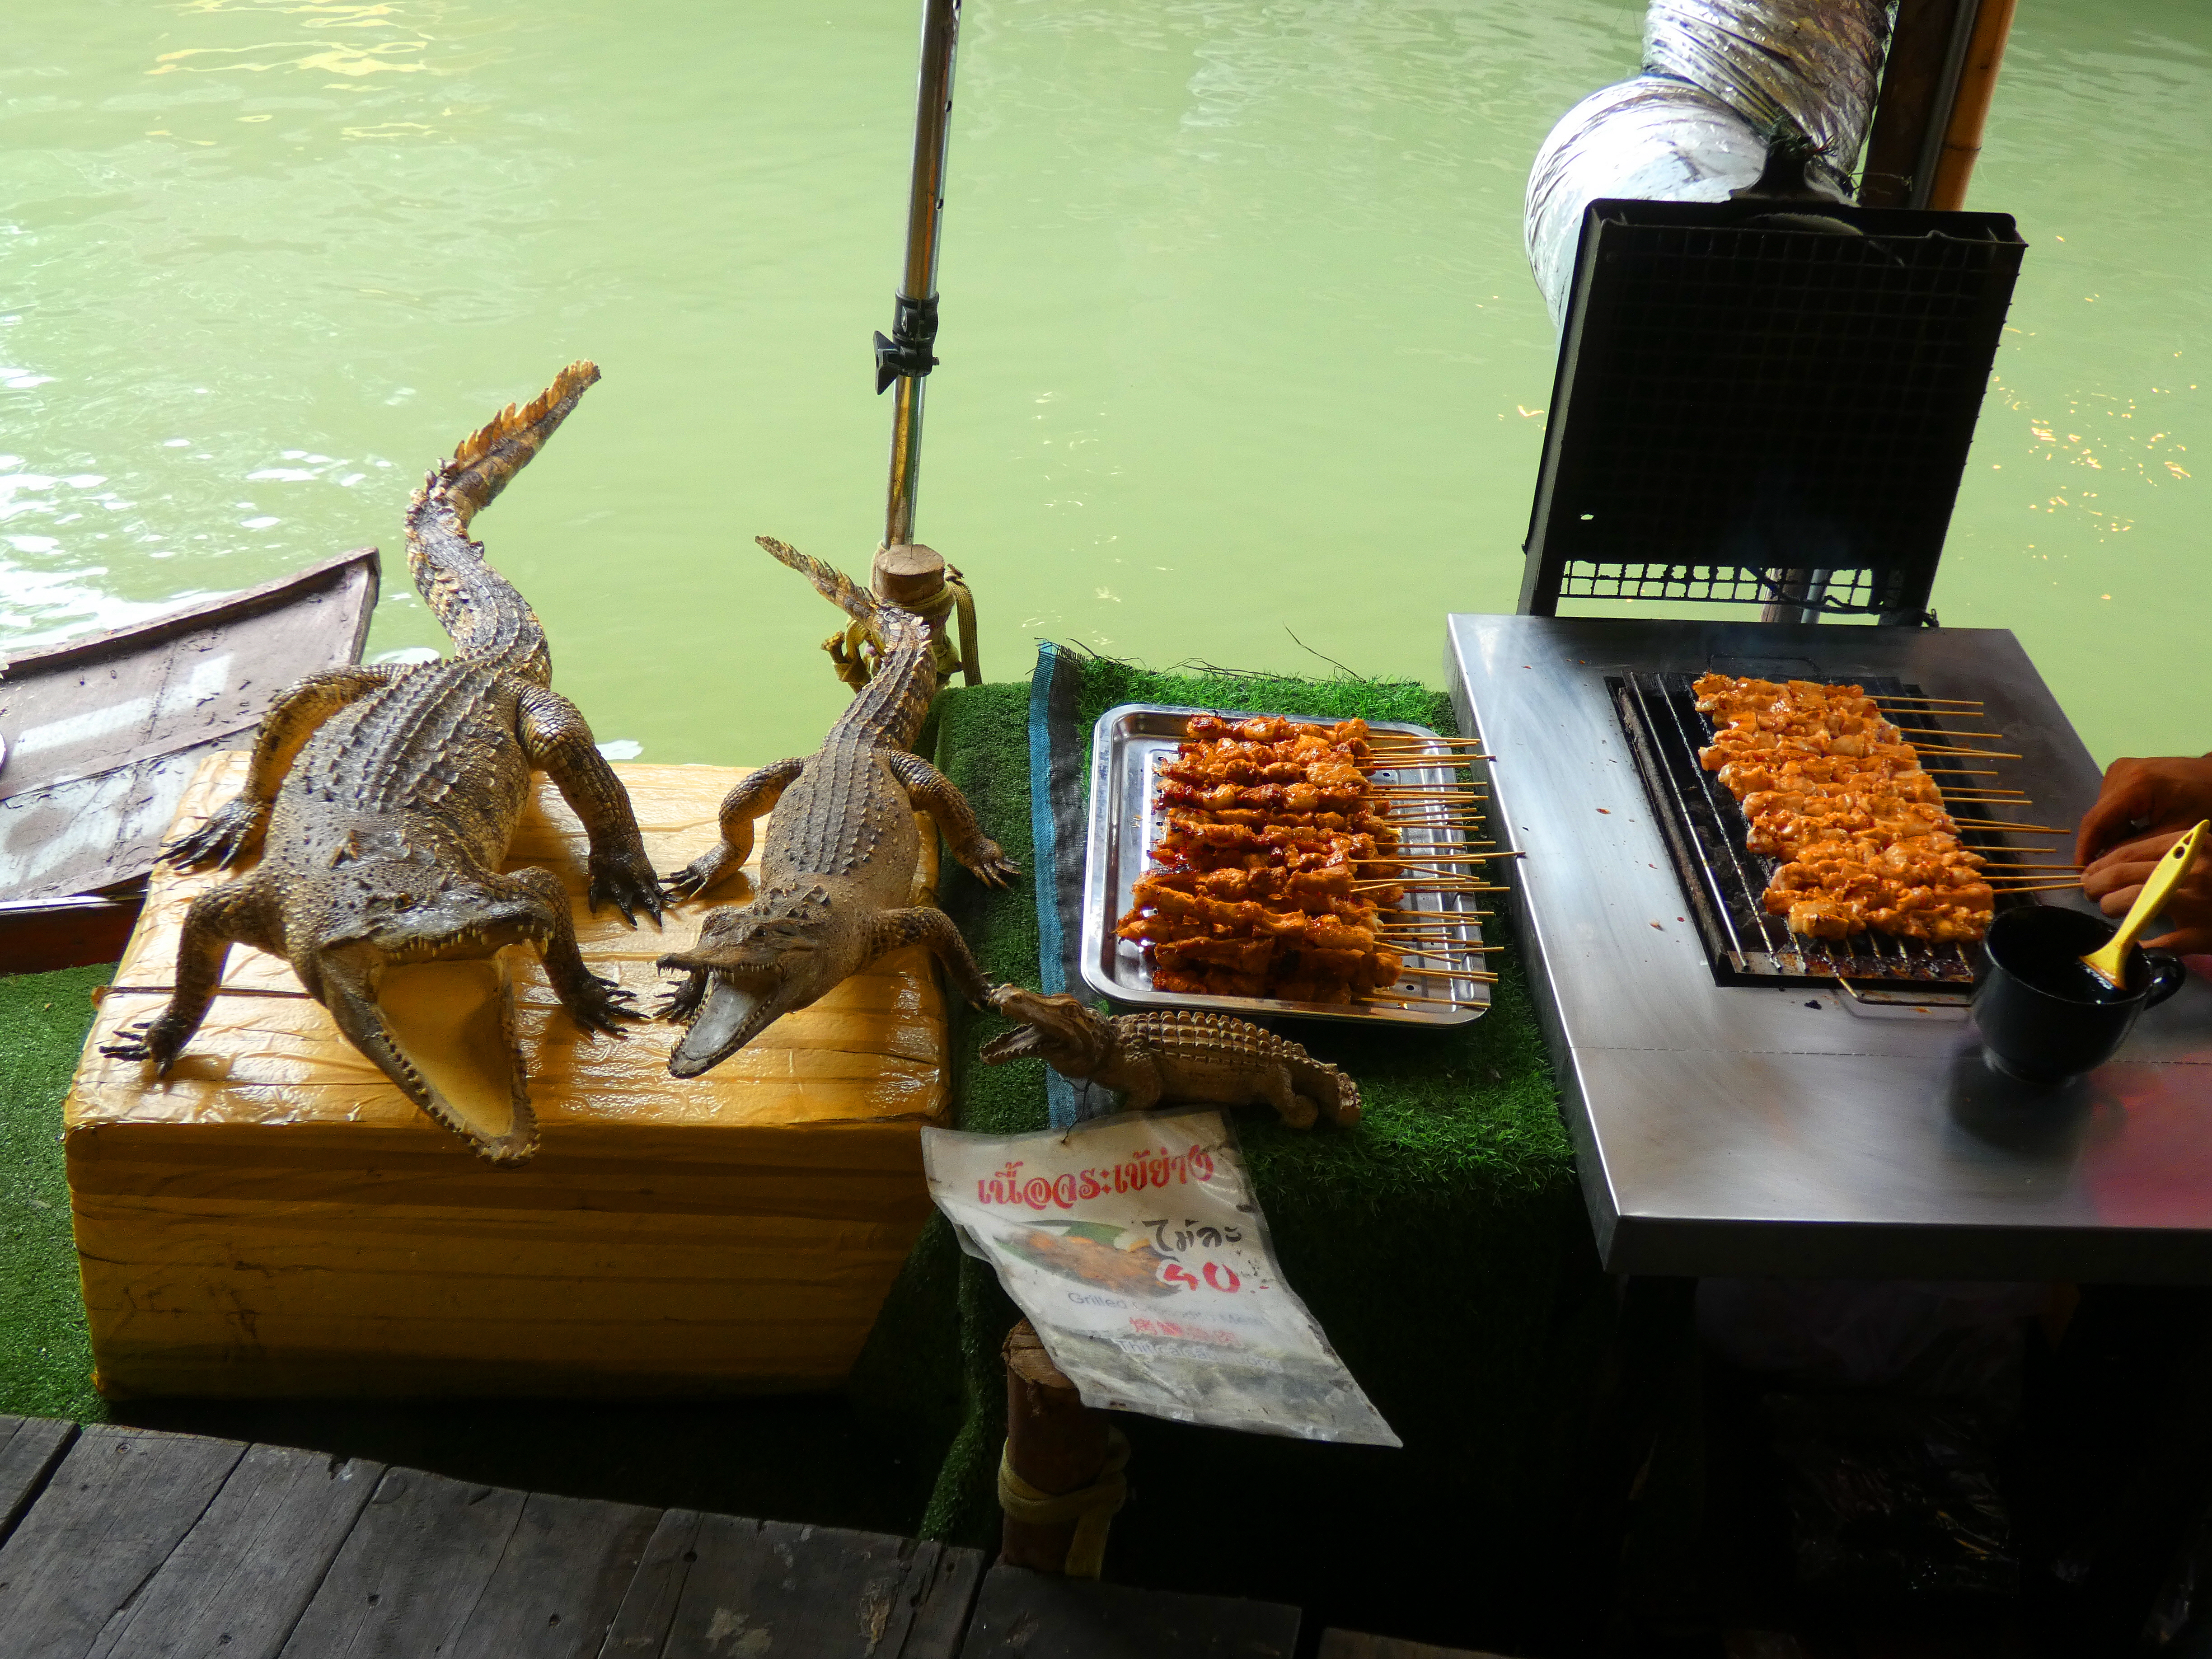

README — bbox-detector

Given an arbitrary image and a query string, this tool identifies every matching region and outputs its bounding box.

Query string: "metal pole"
[880,0,961,550]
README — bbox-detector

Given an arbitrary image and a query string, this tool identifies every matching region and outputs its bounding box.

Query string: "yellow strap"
[947,569,981,685]
[996,1425,1130,1579]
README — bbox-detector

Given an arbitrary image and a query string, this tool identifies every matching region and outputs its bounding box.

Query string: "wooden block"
[276,1467,528,1656]
[601,1509,984,1659]
[447,1491,661,1659]
[0,1415,77,1549]
[0,1425,245,1658]
[956,1566,1301,1659]
[66,755,954,1397]
[1317,1632,1514,1659]
[85,1443,382,1659]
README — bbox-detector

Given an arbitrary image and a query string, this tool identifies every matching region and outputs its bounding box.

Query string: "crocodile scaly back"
[1119,1010,1360,1118]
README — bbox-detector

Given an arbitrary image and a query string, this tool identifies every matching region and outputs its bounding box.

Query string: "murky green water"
[4,0,2207,766]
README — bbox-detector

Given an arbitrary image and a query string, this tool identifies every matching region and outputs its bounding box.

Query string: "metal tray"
[1079,702,1490,1027]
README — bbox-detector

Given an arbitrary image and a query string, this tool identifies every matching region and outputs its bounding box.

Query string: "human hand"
[2075,755,2212,866]
[2081,826,2212,955]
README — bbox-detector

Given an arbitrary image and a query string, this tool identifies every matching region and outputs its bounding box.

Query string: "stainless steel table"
[1447,614,2212,1282]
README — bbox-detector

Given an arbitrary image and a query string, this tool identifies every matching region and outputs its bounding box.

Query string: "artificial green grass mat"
[0,965,111,1424]
[852,657,1612,1650]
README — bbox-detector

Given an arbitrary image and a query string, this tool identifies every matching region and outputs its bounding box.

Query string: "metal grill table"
[1447,614,2212,1282]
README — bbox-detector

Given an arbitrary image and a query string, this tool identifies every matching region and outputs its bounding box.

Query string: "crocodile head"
[295,864,551,1165]
[657,887,838,1078]
[980,986,1115,1078]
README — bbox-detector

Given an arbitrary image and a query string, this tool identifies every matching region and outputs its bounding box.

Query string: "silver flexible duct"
[1525,0,1891,329]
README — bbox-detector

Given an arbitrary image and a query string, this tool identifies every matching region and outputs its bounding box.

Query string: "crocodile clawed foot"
[567,973,641,1039]
[589,854,665,929]
[98,1016,184,1075]
[970,853,1022,890]
[659,852,733,904]
[653,968,709,1024]
[161,799,263,872]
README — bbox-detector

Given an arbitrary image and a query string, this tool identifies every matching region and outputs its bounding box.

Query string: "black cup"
[1973,906,2186,1086]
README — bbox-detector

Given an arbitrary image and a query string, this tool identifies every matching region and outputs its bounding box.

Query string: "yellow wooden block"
[66,752,950,1398]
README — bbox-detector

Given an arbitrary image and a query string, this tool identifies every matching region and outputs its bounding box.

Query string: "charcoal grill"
[1612,670,2037,994]
[1446,614,2212,1282]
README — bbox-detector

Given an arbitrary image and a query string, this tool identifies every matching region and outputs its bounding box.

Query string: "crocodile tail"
[431,360,600,527]
[756,535,880,628]
[758,534,936,748]
[405,362,598,674]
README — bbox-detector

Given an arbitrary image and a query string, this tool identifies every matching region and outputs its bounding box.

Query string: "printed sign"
[922,1108,1398,1446]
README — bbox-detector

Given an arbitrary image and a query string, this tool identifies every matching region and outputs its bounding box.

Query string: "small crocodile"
[101,363,662,1164]
[656,536,1015,1076]
[979,987,1362,1128]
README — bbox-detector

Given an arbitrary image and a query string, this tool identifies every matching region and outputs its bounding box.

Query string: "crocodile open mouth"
[371,957,537,1163]
[979,1024,1044,1064]
[666,973,807,1078]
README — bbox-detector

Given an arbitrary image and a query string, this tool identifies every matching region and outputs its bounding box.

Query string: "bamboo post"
[1926,0,2018,210]
[1857,0,1974,208]
[999,1320,1124,1577]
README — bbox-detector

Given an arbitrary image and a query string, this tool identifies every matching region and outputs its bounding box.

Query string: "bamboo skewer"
[1914,747,2025,759]
[1870,695,1983,707]
[1354,881,1506,894]
[1387,852,1524,864]
[1365,990,1488,1008]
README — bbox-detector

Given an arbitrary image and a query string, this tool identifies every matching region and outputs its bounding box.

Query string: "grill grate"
[1611,672,2039,992]
[1521,199,2025,620]
[1558,563,1884,609]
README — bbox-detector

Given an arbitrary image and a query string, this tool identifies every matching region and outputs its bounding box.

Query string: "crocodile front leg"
[501,864,640,1037]
[662,755,806,901]
[164,665,406,869]
[862,905,995,1008]
[99,872,281,1072]
[517,684,663,927]
[883,751,1020,887]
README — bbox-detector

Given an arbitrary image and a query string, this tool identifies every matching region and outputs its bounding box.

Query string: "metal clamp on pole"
[874,294,940,394]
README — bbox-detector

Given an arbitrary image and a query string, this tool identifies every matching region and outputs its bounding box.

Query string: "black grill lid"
[1519,197,2027,623]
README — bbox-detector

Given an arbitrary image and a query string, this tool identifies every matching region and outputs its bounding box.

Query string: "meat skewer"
[1692,673,2002,944]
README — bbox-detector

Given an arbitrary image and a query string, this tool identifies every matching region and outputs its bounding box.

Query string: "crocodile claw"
[161,798,265,871]
[659,850,737,904]
[565,971,641,1039]
[589,852,664,928]
[653,970,709,1024]
[98,1015,186,1074]
[972,854,1022,890]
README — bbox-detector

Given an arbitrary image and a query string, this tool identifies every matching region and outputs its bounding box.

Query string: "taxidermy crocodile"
[979,987,1363,1129]
[101,362,662,1165]
[655,536,1015,1076]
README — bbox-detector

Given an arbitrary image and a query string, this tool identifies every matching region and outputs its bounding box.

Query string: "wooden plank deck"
[0,1415,1333,1659]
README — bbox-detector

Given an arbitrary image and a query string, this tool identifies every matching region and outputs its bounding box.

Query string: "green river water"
[3,0,2208,768]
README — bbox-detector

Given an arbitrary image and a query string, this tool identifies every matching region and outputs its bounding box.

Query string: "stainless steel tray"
[1079,702,1490,1027]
